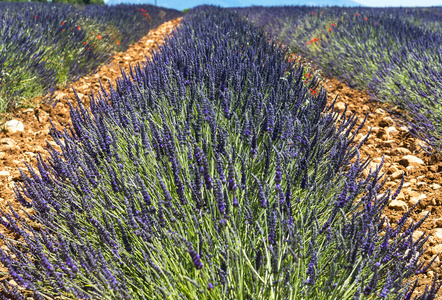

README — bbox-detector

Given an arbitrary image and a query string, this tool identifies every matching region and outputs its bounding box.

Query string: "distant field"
[0,2,181,121]
[234,6,442,152]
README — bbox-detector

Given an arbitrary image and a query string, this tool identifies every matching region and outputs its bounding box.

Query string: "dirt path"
[0,18,440,298]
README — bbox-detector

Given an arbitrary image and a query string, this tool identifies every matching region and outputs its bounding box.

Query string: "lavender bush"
[235,6,442,152]
[0,2,182,120]
[0,6,439,299]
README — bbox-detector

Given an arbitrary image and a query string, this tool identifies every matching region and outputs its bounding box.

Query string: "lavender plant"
[0,6,439,300]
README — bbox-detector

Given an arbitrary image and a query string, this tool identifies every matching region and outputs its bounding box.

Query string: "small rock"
[434,219,442,228]
[123,55,132,61]
[33,146,45,153]
[390,170,404,180]
[396,191,406,201]
[428,270,435,279]
[24,152,36,158]
[3,119,24,133]
[80,84,90,91]
[385,126,398,137]
[23,108,34,114]
[385,182,396,188]
[36,110,49,123]
[408,191,420,198]
[409,193,426,207]
[394,147,411,155]
[335,102,346,112]
[430,255,441,271]
[0,170,11,177]
[433,184,441,190]
[431,244,442,256]
[0,152,5,159]
[399,155,424,167]
[54,92,66,101]
[383,140,397,148]
[376,108,386,115]
[379,116,394,127]
[8,280,17,287]
[406,166,416,172]
[415,139,427,150]
[429,165,439,173]
[389,200,408,211]
[416,182,426,187]
[434,229,442,243]
[412,230,424,242]
[420,211,431,218]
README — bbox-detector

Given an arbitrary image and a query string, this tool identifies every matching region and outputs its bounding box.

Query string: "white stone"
[376,108,386,114]
[431,244,442,256]
[24,152,36,158]
[420,211,431,218]
[335,102,346,111]
[412,230,424,242]
[395,192,406,201]
[399,126,409,132]
[0,170,10,177]
[409,194,426,207]
[1,138,16,148]
[385,126,398,136]
[3,119,24,133]
[395,147,411,155]
[390,170,404,180]
[399,155,424,167]
[433,228,442,243]
[389,200,408,211]
[433,184,441,190]
[36,110,49,123]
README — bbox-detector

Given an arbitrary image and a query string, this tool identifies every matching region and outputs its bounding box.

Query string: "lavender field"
[0,3,181,120]
[235,6,442,152]
[0,4,440,300]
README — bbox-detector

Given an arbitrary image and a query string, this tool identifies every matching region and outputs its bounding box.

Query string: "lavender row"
[0,3,182,119]
[235,6,442,152]
[0,6,438,299]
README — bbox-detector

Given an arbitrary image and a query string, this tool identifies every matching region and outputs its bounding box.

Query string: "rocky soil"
[0,18,441,298]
